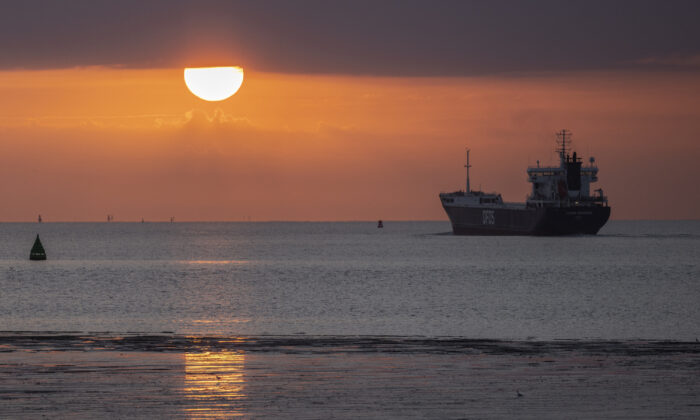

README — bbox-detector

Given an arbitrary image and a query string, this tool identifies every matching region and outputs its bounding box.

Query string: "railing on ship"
[527,196,608,207]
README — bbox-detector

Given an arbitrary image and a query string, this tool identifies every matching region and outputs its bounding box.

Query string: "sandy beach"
[1,334,699,418]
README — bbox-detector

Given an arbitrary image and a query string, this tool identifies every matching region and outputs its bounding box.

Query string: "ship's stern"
[534,206,610,235]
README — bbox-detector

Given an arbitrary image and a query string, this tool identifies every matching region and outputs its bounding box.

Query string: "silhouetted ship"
[440,130,610,235]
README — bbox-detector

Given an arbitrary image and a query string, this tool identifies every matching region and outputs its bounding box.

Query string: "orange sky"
[0,67,698,221]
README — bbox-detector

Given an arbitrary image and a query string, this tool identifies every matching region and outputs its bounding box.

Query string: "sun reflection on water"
[183,260,249,265]
[184,350,246,417]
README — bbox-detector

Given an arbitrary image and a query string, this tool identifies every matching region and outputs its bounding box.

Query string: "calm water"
[1,221,698,340]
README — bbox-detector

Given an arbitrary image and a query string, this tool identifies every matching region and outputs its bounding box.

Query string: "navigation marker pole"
[465,148,471,193]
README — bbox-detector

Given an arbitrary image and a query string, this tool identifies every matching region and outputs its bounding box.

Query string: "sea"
[1,221,699,418]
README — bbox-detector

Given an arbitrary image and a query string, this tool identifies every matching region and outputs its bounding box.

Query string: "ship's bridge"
[526,153,604,206]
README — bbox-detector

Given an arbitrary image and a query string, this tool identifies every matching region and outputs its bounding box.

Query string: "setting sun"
[184,66,244,101]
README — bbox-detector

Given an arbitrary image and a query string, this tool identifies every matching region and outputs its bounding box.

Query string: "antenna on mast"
[556,129,572,164]
[464,148,471,193]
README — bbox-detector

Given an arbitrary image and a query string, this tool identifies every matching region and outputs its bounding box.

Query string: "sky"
[0,0,699,221]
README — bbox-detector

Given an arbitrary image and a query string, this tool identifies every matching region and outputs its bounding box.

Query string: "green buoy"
[30,234,47,261]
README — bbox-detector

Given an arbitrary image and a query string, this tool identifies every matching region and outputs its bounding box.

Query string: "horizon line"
[0,219,698,223]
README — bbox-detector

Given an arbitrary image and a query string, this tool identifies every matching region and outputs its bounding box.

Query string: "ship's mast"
[464,148,471,193]
[556,129,572,165]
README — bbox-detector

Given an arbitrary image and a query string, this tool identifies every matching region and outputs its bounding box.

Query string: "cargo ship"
[439,130,610,235]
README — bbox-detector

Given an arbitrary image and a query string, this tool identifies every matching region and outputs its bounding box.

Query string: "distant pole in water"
[377,220,383,228]
[37,214,42,223]
[170,216,174,223]
[464,149,471,193]
[30,234,47,261]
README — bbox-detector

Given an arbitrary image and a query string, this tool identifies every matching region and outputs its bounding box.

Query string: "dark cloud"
[2,0,699,75]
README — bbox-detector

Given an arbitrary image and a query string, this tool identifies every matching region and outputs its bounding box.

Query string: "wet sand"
[1,334,699,418]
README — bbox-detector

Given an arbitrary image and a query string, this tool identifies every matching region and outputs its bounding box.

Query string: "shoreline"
[2,332,699,355]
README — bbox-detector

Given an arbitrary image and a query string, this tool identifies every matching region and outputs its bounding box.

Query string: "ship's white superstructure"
[526,129,607,208]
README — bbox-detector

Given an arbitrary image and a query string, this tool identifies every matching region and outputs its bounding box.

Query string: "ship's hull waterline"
[442,205,611,236]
